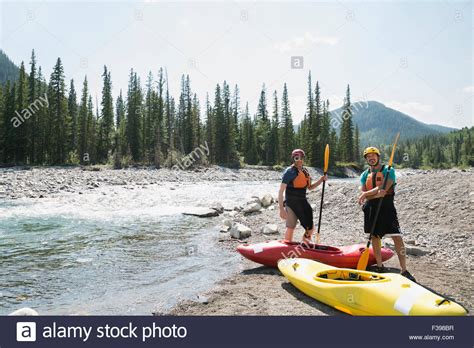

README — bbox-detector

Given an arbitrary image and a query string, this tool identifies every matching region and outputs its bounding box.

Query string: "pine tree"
[232,84,241,152]
[322,100,335,168]
[268,90,280,164]
[280,83,294,163]
[176,75,195,155]
[338,84,354,162]
[68,79,78,158]
[302,72,314,161]
[310,81,323,167]
[78,77,89,163]
[329,127,338,167]
[47,58,69,164]
[143,71,154,162]
[205,93,215,163]
[114,90,127,168]
[115,90,125,127]
[163,69,174,162]
[87,95,97,163]
[255,84,271,164]
[98,66,114,163]
[241,102,257,164]
[154,68,165,167]
[191,93,201,149]
[354,124,361,164]
[36,67,47,164]
[223,81,239,167]
[3,81,16,163]
[15,62,28,163]
[320,100,331,153]
[28,50,38,163]
[126,69,143,162]
[213,83,225,163]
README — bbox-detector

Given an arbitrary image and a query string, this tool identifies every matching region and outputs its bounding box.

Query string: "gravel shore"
[1,166,472,315]
[0,166,285,200]
[168,168,473,315]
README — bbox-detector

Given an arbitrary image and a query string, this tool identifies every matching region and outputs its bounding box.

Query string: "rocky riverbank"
[1,166,472,315]
[167,168,473,315]
[0,165,284,199]
[0,165,362,200]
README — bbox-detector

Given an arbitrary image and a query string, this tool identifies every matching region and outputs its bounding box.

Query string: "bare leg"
[371,236,383,267]
[392,235,407,272]
[302,228,314,244]
[284,227,295,242]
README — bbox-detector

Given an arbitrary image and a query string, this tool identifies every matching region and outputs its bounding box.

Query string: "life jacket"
[285,165,311,200]
[291,165,311,189]
[365,165,394,195]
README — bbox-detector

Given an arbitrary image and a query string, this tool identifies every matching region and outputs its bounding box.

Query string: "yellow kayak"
[278,258,467,316]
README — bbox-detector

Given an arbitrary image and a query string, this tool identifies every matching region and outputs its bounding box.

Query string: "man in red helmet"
[278,149,327,243]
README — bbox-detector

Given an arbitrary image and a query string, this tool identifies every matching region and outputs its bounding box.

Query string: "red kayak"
[237,240,394,268]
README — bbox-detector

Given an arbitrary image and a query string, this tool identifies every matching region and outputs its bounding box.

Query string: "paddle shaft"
[315,144,329,244]
[316,174,326,236]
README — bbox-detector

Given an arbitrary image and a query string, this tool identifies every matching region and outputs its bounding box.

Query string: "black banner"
[0,316,472,348]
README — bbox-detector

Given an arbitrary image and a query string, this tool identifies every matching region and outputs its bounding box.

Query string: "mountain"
[0,49,20,85]
[331,101,457,146]
[425,124,456,133]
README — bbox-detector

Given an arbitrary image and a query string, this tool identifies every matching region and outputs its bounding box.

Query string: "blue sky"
[1,1,472,128]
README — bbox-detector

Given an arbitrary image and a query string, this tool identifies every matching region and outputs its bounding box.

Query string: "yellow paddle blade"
[316,233,320,245]
[324,144,330,173]
[388,132,400,166]
[357,248,370,270]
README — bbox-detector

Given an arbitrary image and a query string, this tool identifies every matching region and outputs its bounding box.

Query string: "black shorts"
[284,199,314,231]
[363,195,401,237]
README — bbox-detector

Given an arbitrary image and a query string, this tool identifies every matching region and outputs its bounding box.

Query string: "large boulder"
[230,223,252,239]
[248,196,261,204]
[260,193,274,207]
[262,224,279,235]
[242,202,262,214]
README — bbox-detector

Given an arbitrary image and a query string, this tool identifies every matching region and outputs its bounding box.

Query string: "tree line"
[390,127,473,169]
[0,49,374,169]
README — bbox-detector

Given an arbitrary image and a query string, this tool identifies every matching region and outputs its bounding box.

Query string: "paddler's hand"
[318,174,328,185]
[358,192,367,205]
[279,208,287,220]
[377,189,387,197]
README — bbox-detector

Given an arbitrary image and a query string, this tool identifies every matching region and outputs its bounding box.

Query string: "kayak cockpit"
[283,241,340,253]
[315,269,389,284]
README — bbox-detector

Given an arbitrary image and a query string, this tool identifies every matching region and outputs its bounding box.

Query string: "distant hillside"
[331,101,456,146]
[0,50,20,85]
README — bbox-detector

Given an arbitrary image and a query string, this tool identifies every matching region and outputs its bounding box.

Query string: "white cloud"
[385,101,433,120]
[273,32,339,53]
[462,85,474,94]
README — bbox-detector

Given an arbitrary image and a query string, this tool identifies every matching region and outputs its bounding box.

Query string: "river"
[0,180,280,315]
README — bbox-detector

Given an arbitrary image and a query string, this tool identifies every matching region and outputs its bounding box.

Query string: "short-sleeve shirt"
[360,165,396,187]
[282,166,299,185]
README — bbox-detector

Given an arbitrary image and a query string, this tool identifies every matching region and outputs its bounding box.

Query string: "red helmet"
[291,149,305,158]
